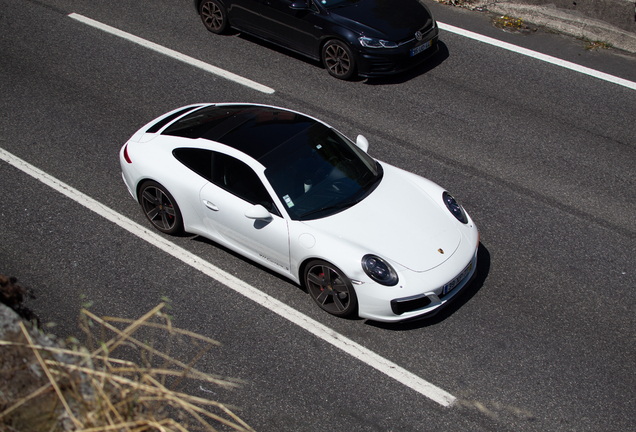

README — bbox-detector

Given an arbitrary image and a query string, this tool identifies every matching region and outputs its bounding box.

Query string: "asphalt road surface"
[2,1,635,430]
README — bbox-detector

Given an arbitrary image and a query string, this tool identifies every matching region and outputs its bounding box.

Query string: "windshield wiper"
[298,200,355,220]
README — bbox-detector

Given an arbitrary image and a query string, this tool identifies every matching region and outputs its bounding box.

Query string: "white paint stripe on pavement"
[68,13,275,95]
[0,147,456,407]
[438,22,636,91]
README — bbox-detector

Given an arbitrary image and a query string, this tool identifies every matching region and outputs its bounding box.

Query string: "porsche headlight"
[443,192,468,224]
[359,36,398,49]
[362,255,399,286]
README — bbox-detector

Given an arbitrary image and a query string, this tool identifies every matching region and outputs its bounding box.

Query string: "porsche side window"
[211,153,280,216]
[173,148,213,180]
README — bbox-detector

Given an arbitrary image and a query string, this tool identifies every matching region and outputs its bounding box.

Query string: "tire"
[322,40,356,80]
[199,0,228,34]
[138,181,183,235]
[304,260,358,317]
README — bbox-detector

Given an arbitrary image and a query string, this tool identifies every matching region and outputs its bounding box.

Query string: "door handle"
[203,200,219,211]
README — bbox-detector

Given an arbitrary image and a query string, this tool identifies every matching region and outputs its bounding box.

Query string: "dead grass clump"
[584,39,612,50]
[434,0,469,7]
[0,302,253,431]
[433,0,485,10]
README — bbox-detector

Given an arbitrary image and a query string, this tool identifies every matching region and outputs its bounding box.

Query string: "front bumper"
[355,242,478,323]
[390,252,477,320]
[354,26,440,77]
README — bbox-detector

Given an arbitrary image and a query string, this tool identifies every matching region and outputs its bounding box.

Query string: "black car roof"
[160,104,318,166]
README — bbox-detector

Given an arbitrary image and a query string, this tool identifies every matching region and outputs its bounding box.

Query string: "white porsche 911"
[120,103,479,322]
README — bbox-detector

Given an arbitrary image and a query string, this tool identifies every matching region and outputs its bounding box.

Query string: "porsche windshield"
[265,123,382,221]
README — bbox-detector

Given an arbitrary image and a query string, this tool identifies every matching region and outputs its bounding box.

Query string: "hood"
[329,0,434,41]
[303,165,461,272]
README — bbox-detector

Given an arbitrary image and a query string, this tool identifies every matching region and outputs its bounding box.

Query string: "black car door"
[229,0,271,35]
[257,0,324,57]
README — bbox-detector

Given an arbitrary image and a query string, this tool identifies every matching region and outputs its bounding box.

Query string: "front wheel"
[322,40,356,80]
[199,0,228,34]
[304,260,358,317]
[138,181,183,235]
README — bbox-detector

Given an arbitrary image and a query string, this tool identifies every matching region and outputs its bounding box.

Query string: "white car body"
[120,103,479,322]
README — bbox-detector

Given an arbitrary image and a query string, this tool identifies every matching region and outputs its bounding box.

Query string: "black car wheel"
[304,260,358,317]
[200,0,228,34]
[322,40,356,80]
[139,181,183,235]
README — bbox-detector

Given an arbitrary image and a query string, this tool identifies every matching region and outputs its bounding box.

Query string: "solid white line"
[438,22,636,91]
[0,147,456,407]
[68,13,275,95]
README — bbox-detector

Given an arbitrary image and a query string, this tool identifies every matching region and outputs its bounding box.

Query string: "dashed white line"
[0,147,456,407]
[438,22,636,91]
[68,13,275,95]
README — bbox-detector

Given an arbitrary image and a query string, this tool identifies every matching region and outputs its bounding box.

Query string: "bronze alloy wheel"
[200,0,228,34]
[322,40,356,80]
[139,181,183,235]
[304,260,358,317]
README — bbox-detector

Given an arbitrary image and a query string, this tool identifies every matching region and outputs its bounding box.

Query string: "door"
[257,0,323,55]
[198,153,291,274]
[229,0,271,35]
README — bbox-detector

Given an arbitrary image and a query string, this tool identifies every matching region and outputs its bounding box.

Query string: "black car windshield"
[264,123,382,221]
[317,0,363,9]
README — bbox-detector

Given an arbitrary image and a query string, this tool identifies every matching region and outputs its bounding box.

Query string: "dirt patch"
[0,275,39,325]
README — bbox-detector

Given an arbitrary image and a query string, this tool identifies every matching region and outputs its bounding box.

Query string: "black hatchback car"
[194,0,439,80]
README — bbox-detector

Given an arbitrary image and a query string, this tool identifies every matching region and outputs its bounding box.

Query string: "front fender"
[289,222,388,287]
[319,25,361,53]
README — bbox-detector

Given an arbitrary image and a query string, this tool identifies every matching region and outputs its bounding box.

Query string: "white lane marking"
[68,13,275,95]
[438,22,636,91]
[0,147,456,407]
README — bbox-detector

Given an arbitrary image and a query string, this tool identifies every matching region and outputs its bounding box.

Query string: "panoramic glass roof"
[162,105,317,164]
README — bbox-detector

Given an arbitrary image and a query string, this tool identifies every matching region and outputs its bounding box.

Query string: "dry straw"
[0,303,254,431]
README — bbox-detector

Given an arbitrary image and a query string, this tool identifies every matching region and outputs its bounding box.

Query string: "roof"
[159,104,320,166]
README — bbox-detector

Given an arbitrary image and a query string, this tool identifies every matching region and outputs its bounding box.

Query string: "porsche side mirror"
[356,135,369,152]
[245,204,272,220]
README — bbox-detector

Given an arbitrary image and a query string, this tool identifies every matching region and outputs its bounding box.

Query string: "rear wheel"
[139,181,183,235]
[304,260,358,317]
[199,0,228,34]
[322,40,356,80]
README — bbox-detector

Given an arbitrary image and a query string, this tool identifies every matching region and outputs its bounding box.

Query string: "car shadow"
[231,32,448,84]
[189,234,299,284]
[186,235,488,329]
[234,31,326,69]
[364,242,491,331]
[186,234,370,320]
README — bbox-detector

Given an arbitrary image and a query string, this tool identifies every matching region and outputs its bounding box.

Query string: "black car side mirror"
[289,1,310,10]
